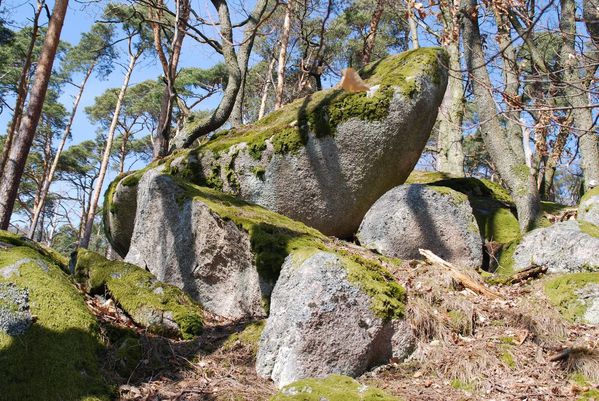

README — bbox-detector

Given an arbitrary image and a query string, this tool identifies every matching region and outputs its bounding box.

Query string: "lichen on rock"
[544,273,599,324]
[0,234,111,401]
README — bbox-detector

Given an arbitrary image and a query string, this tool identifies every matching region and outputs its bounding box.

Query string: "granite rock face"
[357,184,483,269]
[578,187,599,227]
[124,169,267,321]
[513,220,599,273]
[256,250,412,388]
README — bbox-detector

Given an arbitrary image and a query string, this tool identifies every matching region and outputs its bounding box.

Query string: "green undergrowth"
[75,249,203,339]
[271,374,402,401]
[0,230,68,271]
[0,245,111,401]
[192,48,447,161]
[173,177,405,320]
[222,320,265,355]
[544,272,599,322]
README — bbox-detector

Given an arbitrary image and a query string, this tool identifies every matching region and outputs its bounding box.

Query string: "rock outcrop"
[0,231,111,401]
[124,168,326,320]
[578,187,599,227]
[105,48,449,256]
[256,250,412,388]
[270,374,401,401]
[512,220,599,273]
[357,184,483,269]
[544,273,599,324]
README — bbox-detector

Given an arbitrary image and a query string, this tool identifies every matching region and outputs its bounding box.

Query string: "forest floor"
[100,259,599,401]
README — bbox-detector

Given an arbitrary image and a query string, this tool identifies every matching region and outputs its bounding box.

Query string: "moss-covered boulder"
[256,249,412,388]
[357,184,483,269]
[105,48,448,251]
[544,273,599,324]
[75,248,203,339]
[579,186,599,227]
[0,231,111,401]
[405,171,520,245]
[270,375,401,401]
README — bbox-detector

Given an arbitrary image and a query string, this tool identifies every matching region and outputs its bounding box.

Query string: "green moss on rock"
[271,374,402,401]
[579,221,599,238]
[0,230,68,270]
[544,273,599,322]
[0,245,111,401]
[222,320,265,355]
[75,249,203,339]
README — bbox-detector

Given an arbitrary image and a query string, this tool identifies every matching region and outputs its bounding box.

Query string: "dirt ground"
[101,259,599,401]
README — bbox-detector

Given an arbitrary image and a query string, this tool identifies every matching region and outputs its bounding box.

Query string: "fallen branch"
[418,249,503,300]
[507,264,548,284]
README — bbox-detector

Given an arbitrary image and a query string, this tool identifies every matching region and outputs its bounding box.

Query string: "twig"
[507,265,548,284]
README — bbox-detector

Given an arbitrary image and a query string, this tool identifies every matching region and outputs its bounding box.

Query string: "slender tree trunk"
[230,73,246,127]
[362,0,385,65]
[561,0,599,189]
[0,1,44,179]
[461,0,540,231]
[176,0,268,149]
[274,0,293,110]
[28,63,94,238]
[408,0,420,49]
[80,46,139,249]
[258,58,276,120]
[436,3,465,176]
[540,122,570,200]
[0,0,69,230]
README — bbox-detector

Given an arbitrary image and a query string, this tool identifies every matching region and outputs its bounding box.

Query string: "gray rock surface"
[125,168,266,320]
[357,184,483,269]
[577,283,599,324]
[256,251,413,388]
[104,176,138,258]
[578,188,599,227]
[0,282,31,336]
[513,220,599,273]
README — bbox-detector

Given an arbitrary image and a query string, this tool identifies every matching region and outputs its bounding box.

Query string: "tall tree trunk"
[230,72,246,127]
[436,1,464,176]
[28,63,95,238]
[408,0,420,49]
[80,45,139,249]
[540,122,570,200]
[362,0,385,65]
[461,0,540,231]
[561,0,599,189]
[0,1,44,179]
[258,58,276,120]
[152,0,190,159]
[0,0,69,230]
[274,0,293,110]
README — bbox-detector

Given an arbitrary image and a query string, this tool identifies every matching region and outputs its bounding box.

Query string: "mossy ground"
[271,374,402,401]
[0,230,68,270]
[544,273,599,322]
[0,245,111,401]
[222,320,266,355]
[75,249,203,339]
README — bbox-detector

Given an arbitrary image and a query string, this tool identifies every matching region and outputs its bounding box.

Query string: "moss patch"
[75,249,203,339]
[579,221,599,238]
[271,374,402,401]
[0,245,111,401]
[544,273,599,322]
[222,320,265,355]
[0,230,68,270]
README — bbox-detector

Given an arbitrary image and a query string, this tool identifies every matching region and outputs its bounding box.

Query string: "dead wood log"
[418,249,504,300]
[507,264,548,284]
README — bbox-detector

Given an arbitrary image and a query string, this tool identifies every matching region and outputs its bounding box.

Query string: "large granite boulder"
[124,168,327,320]
[105,48,449,255]
[103,174,138,258]
[578,187,599,227]
[0,231,111,401]
[512,220,599,273]
[544,273,599,324]
[256,250,413,388]
[357,184,483,269]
